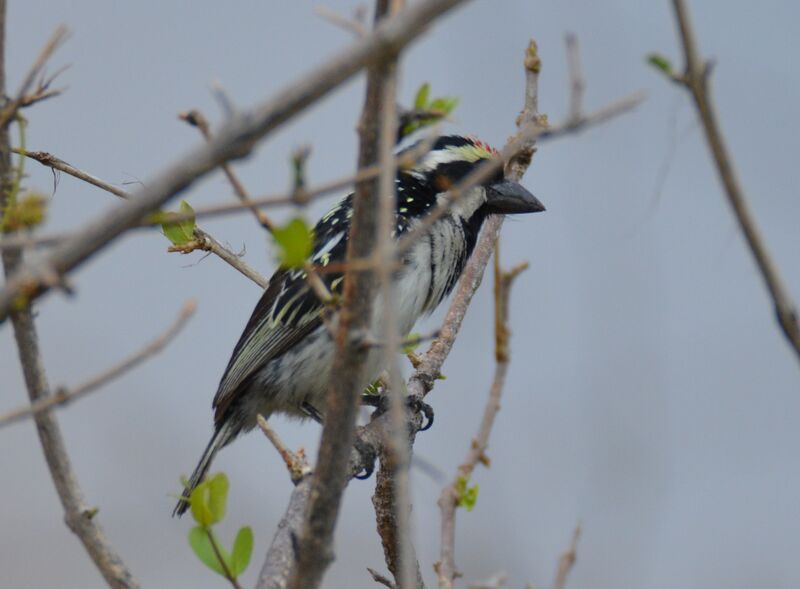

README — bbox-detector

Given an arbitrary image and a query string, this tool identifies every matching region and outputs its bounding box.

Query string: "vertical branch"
[289,2,399,588]
[370,3,423,588]
[435,251,528,589]
[670,0,800,364]
[0,4,138,587]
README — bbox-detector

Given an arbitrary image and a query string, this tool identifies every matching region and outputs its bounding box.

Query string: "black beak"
[484,181,545,214]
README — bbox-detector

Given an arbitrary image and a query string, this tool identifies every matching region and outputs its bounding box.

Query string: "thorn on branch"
[256,415,312,484]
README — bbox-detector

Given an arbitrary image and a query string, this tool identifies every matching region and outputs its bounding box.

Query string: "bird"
[174,135,544,516]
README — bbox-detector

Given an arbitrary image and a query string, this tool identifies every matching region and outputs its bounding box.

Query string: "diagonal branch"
[0,0,475,323]
[0,300,195,427]
[668,0,800,364]
[179,109,274,232]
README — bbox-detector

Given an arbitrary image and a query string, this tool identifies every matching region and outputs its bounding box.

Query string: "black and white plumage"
[174,135,544,516]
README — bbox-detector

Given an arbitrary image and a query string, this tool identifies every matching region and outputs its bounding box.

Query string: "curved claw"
[353,437,376,480]
[417,401,434,432]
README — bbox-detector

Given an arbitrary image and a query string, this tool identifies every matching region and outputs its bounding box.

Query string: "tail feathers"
[173,424,232,517]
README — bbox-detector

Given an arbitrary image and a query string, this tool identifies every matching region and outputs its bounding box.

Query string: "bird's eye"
[434,174,453,191]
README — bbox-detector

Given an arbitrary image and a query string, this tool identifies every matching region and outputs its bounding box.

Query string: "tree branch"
[288,1,404,587]
[179,109,274,232]
[668,0,800,364]
[551,525,581,589]
[7,147,270,288]
[435,251,527,589]
[0,0,475,323]
[0,6,138,586]
[0,300,195,427]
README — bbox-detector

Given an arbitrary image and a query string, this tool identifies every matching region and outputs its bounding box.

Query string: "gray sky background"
[2,1,800,588]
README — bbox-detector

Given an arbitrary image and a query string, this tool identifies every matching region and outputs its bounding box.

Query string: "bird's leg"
[300,401,324,424]
[360,393,434,432]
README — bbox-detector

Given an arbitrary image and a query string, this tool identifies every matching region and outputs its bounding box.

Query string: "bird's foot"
[360,393,434,432]
[353,436,376,480]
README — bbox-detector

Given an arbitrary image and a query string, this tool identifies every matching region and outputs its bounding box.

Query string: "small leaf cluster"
[402,82,459,139]
[1,191,46,233]
[185,473,253,583]
[455,475,479,512]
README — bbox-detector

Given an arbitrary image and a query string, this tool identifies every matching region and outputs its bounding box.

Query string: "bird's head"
[398,135,545,221]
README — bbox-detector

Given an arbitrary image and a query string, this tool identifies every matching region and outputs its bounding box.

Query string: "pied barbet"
[174,135,544,515]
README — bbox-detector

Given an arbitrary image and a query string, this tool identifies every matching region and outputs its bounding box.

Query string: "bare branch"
[367,1,423,586]
[179,109,274,232]
[256,414,312,484]
[289,1,408,586]
[0,300,195,428]
[667,0,800,364]
[0,0,476,323]
[551,525,581,589]
[435,248,527,589]
[0,24,69,129]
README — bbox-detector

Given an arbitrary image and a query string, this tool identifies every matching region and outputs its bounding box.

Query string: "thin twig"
[551,525,581,589]
[8,147,270,288]
[564,33,584,121]
[432,39,544,589]
[0,24,69,129]
[180,109,274,232]
[256,414,311,484]
[668,0,800,364]
[315,5,367,37]
[0,300,196,427]
[0,0,476,323]
[435,249,528,589]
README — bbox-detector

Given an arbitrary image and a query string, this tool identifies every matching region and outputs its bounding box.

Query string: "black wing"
[212,196,353,421]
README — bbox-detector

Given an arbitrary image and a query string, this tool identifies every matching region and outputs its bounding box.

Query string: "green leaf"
[189,472,228,526]
[413,82,430,110]
[161,200,196,245]
[230,526,254,577]
[188,526,227,576]
[207,472,229,524]
[272,217,313,268]
[402,85,460,139]
[455,475,479,512]
[646,53,674,75]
